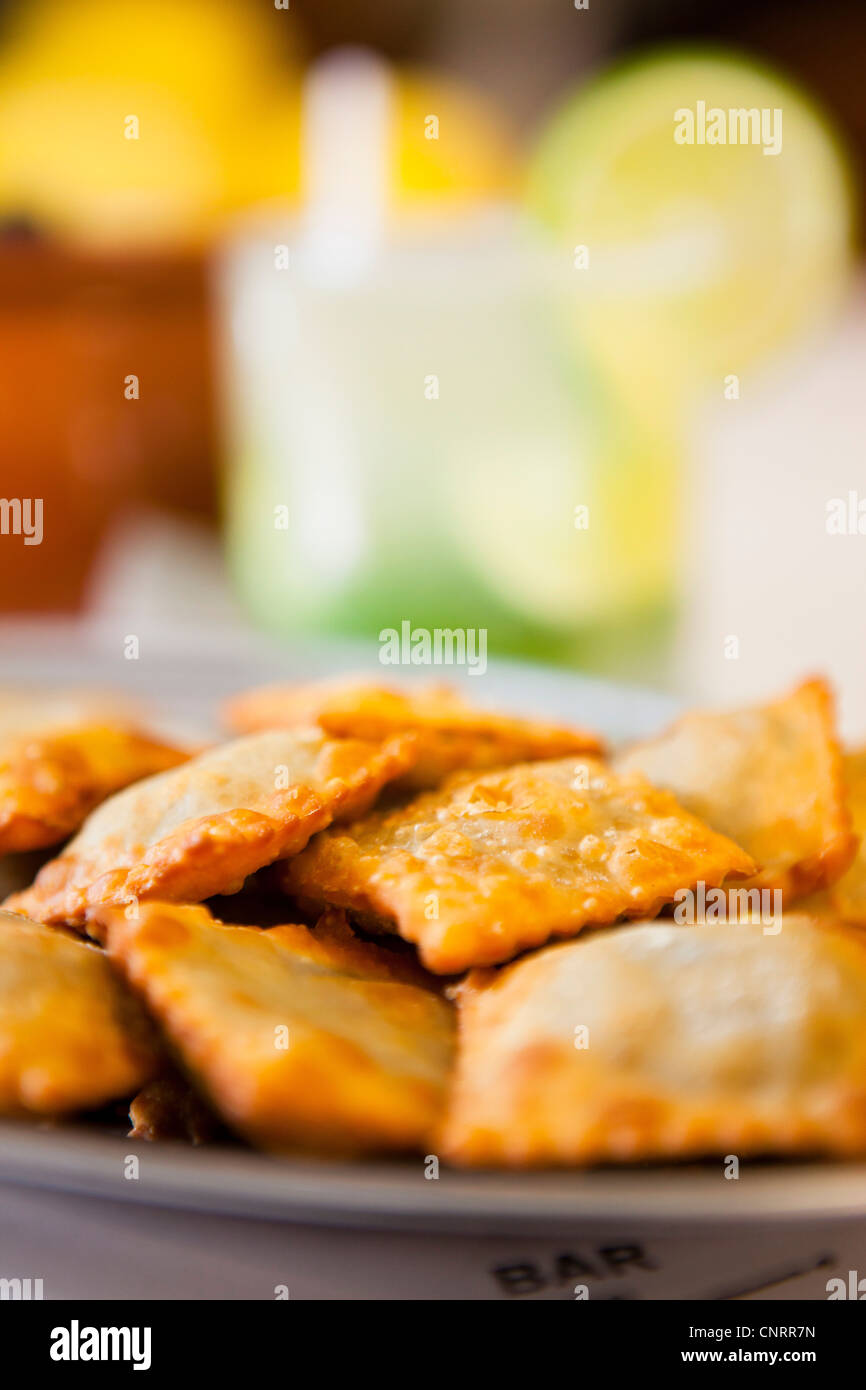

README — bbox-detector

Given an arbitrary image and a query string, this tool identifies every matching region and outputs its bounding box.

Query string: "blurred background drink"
[219,53,678,672]
[219,44,852,678]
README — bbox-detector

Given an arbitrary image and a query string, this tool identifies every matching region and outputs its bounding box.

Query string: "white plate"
[1,1120,866,1234]
[1,619,863,1244]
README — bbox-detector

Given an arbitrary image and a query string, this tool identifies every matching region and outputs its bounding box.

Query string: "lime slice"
[526,47,854,384]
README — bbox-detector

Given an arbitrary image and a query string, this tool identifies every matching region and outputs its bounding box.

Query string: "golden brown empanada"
[0,690,188,854]
[282,757,755,973]
[0,910,161,1115]
[224,676,603,787]
[442,914,866,1166]
[615,679,855,902]
[99,902,455,1155]
[830,749,866,925]
[7,728,415,927]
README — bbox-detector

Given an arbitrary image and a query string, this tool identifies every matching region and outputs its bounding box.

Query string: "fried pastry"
[829,748,866,925]
[0,724,189,855]
[7,728,415,927]
[442,915,866,1166]
[615,679,855,902]
[224,676,603,787]
[0,688,188,854]
[0,910,160,1115]
[282,756,756,973]
[99,902,455,1155]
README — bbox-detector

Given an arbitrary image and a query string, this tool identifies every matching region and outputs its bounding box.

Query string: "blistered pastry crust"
[284,757,756,973]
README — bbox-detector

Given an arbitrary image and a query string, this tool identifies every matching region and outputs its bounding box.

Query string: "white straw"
[302,47,391,279]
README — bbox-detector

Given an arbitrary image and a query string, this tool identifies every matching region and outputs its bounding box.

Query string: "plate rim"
[2,1122,866,1233]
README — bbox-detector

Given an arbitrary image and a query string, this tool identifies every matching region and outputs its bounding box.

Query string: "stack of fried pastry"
[2,675,866,1167]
